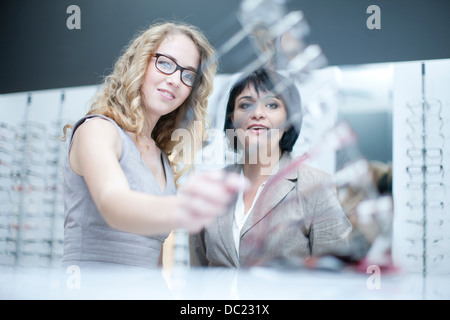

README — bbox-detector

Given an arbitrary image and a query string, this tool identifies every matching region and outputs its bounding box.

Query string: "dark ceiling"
[1,0,449,94]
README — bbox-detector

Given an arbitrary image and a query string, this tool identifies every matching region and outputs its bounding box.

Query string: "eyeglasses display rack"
[392,59,450,282]
[0,92,67,268]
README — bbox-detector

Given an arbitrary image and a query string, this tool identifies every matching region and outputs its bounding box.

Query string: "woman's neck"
[142,109,161,139]
[242,150,282,184]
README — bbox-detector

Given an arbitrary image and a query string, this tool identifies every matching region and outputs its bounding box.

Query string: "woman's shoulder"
[297,163,331,178]
[73,114,123,137]
[75,114,118,128]
[71,114,123,149]
[294,162,334,189]
[280,152,332,181]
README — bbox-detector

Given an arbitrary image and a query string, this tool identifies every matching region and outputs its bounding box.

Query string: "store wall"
[1,0,450,94]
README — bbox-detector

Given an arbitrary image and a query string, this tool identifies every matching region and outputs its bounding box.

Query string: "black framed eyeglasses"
[151,53,198,87]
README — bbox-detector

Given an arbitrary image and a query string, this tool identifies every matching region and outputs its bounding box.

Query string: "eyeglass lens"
[155,55,196,87]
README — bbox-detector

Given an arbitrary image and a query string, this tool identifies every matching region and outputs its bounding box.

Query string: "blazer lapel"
[240,153,297,237]
[217,164,241,266]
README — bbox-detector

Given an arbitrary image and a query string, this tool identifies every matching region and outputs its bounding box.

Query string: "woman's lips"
[246,124,269,135]
[158,88,175,101]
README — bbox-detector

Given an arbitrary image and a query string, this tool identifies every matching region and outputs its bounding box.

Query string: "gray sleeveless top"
[61,114,175,269]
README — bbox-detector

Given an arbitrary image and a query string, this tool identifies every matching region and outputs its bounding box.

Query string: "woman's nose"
[166,70,182,87]
[250,103,265,119]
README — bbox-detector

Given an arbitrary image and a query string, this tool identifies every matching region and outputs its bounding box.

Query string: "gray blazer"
[191,152,352,268]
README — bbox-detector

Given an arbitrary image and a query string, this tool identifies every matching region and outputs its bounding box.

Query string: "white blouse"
[232,173,267,256]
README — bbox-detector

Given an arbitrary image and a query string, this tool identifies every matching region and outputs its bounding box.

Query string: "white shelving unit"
[392,58,450,276]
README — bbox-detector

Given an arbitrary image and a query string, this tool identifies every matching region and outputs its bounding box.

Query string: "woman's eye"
[182,72,195,82]
[267,103,278,109]
[158,61,173,70]
[238,103,253,110]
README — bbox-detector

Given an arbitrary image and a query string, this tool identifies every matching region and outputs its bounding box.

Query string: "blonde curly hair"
[62,21,217,183]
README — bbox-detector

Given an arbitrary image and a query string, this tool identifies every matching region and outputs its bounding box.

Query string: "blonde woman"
[61,22,243,270]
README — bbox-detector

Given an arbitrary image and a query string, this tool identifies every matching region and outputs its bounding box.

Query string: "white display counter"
[1,265,449,300]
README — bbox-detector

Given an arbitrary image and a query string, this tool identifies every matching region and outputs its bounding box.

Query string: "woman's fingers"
[177,170,249,232]
[183,170,246,205]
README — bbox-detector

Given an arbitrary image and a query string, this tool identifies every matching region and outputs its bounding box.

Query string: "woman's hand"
[176,170,247,233]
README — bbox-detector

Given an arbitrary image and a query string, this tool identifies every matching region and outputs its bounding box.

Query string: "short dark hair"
[223,68,302,153]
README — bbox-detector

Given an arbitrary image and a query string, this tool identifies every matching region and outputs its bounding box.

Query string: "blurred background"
[1,0,449,297]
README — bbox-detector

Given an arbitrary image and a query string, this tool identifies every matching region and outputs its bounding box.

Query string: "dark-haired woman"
[192,69,352,268]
